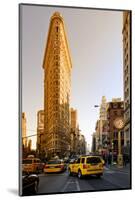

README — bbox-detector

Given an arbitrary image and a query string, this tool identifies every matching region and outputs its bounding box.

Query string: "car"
[68,155,104,179]
[22,172,39,195]
[44,159,66,173]
[68,158,77,164]
[22,157,44,174]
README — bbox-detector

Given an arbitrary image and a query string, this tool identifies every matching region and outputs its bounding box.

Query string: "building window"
[55,55,59,60]
[121,131,124,138]
[114,132,117,138]
[55,80,59,85]
[127,88,129,95]
[113,103,118,109]
[114,111,118,116]
[56,26,59,32]
[54,106,58,111]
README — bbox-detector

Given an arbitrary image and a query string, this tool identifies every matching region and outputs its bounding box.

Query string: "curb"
[105,165,130,173]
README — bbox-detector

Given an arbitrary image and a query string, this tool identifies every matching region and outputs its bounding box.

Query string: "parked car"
[22,157,44,174]
[68,155,104,179]
[44,159,66,173]
[22,172,39,195]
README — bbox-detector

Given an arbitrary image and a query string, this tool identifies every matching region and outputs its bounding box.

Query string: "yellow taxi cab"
[44,159,66,173]
[68,155,104,179]
[22,157,44,174]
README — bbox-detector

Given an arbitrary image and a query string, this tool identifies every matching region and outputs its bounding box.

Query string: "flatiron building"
[42,12,72,158]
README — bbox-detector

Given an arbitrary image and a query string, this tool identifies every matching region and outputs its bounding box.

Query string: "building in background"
[27,139,32,152]
[94,120,100,152]
[106,98,124,161]
[22,112,27,148]
[99,96,108,153]
[42,12,72,158]
[79,134,86,155]
[22,112,28,158]
[37,110,45,158]
[86,143,91,155]
[100,96,107,120]
[70,108,78,155]
[123,11,131,153]
[92,97,124,160]
[93,96,108,154]
[70,108,86,156]
[70,108,78,130]
[91,132,96,153]
[70,108,81,155]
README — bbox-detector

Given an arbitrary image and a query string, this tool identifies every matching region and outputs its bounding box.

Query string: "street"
[37,165,131,194]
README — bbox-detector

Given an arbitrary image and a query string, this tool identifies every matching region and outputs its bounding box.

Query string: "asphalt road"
[37,167,131,195]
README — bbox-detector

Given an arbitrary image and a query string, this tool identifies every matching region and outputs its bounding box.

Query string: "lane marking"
[61,178,80,192]
[75,180,80,191]
[104,170,115,174]
[61,181,70,192]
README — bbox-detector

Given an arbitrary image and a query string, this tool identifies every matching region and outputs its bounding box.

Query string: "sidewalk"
[105,163,130,173]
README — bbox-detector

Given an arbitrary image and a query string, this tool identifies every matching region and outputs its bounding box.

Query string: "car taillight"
[56,165,63,168]
[83,164,87,169]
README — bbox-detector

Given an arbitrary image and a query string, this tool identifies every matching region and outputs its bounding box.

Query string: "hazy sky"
[21,4,123,149]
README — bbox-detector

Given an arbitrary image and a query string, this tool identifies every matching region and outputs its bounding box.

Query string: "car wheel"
[35,168,38,174]
[39,168,43,174]
[68,168,72,176]
[33,180,38,194]
[36,168,40,174]
[96,173,102,178]
[78,170,83,179]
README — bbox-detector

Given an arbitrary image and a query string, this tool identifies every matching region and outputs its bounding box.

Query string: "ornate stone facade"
[123,11,131,147]
[106,99,124,155]
[42,12,72,158]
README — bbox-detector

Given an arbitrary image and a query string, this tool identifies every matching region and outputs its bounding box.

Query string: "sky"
[21,4,123,150]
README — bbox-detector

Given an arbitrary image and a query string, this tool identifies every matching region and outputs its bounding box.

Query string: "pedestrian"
[107,153,111,167]
[104,153,108,166]
[123,153,127,166]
